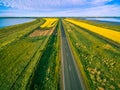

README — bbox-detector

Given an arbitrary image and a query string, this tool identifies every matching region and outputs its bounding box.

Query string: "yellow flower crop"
[65,18,120,44]
[40,18,58,28]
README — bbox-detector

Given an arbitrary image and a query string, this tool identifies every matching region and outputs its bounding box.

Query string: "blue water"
[85,17,120,23]
[0,18,35,28]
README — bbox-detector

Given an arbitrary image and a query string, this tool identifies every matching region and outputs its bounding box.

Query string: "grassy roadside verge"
[29,21,60,90]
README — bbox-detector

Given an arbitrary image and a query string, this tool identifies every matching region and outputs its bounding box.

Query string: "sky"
[0,0,120,17]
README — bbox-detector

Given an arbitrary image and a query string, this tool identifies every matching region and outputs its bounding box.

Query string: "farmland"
[0,18,60,90]
[76,19,120,32]
[0,17,120,90]
[63,18,120,90]
[29,20,60,90]
[65,18,120,44]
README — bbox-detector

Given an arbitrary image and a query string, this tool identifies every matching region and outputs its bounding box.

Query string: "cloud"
[60,4,120,16]
[91,0,113,5]
[0,0,114,10]
[1,4,120,17]
[0,0,119,16]
[0,0,87,10]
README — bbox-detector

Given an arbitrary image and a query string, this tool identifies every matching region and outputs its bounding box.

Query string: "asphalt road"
[60,20,84,90]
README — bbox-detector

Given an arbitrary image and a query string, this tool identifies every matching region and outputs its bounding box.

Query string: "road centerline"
[60,19,84,90]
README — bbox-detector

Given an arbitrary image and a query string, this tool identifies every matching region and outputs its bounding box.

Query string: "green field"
[29,21,60,90]
[0,18,120,90]
[0,18,60,90]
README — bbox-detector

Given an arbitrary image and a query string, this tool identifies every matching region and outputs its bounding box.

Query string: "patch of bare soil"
[29,28,54,37]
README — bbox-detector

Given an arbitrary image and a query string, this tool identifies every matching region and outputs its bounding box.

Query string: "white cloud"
[0,0,119,16]
[91,0,113,5]
[1,4,120,17]
[65,5,120,16]
[0,0,87,10]
[1,0,113,10]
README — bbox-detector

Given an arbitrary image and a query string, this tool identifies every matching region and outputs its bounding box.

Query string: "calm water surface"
[0,18,35,28]
[85,17,120,23]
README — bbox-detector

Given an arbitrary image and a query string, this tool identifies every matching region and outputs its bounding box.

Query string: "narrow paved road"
[60,20,84,90]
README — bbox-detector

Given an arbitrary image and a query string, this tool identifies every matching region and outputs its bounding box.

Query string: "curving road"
[60,20,84,90]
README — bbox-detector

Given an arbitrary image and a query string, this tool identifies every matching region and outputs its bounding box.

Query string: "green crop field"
[0,18,60,90]
[0,18,120,90]
[29,21,60,90]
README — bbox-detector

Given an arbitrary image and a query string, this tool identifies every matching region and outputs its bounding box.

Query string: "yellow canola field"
[40,18,58,28]
[65,18,120,44]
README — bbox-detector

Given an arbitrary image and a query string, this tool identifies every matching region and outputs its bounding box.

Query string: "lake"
[84,17,120,23]
[0,18,35,28]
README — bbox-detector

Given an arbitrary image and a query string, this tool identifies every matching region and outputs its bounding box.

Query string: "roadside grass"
[29,21,60,90]
[63,20,120,90]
